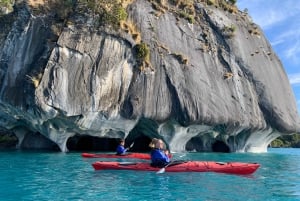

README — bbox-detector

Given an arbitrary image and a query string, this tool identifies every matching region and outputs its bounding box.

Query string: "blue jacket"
[116,145,126,155]
[150,149,170,167]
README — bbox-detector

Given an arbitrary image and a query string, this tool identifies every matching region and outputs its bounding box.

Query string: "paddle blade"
[125,142,134,151]
[156,168,166,174]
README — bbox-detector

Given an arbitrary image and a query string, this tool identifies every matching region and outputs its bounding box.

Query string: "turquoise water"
[1,148,300,201]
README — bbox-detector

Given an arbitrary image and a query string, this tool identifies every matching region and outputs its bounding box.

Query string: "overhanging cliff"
[0,0,299,152]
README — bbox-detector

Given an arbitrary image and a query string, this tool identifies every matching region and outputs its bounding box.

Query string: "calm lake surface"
[1,148,300,201]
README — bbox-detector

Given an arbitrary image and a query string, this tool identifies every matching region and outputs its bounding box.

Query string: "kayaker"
[149,138,170,168]
[116,139,127,155]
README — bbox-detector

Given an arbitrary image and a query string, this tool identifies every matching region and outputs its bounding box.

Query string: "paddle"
[156,160,187,174]
[125,142,134,151]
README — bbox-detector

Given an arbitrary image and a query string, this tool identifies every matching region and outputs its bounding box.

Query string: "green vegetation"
[0,0,14,15]
[178,11,194,24]
[148,0,195,23]
[206,0,236,6]
[0,0,13,8]
[22,0,128,29]
[170,0,195,22]
[78,0,128,29]
[226,0,236,5]
[135,42,150,61]
[206,0,214,6]
[134,42,152,71]
[270,134,300,148]
[222,24,236,38]
[205,0,238,13]
[0,0,15,40]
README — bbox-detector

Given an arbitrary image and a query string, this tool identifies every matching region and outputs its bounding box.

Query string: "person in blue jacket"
[149,138,170,168]
[116,139,127,155]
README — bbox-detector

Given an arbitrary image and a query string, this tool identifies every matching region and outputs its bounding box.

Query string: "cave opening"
[186,137,231,153]
[186,137,204,152]
[125,117,158,152]
[66,118,162,152]
[66,134,152,152]
[66,135,120,151]
[212,140,230,153]
[127,135,152,152]
[0,133,18,149]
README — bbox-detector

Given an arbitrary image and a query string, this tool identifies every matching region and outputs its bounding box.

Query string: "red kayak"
[82,152,173,160]
[92,161,260,175]
[82,152,152,160]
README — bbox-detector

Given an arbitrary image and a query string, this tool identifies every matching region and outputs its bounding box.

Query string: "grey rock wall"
[0,0,299,152]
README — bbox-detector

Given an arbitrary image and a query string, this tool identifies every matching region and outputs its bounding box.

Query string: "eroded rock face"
[0,0,299,152]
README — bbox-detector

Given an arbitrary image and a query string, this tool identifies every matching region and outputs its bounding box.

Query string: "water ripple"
[1,149,300,201]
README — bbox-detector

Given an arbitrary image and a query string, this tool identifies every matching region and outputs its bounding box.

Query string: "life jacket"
[150,149,170,168]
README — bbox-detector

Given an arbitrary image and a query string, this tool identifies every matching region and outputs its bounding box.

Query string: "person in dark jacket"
[116,139,127,155]
[149,138,170,168]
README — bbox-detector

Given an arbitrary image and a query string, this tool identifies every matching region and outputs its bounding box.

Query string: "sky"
[237,0,300,115]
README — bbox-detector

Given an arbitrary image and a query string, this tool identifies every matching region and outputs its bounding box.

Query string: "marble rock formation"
[0,0,299,152]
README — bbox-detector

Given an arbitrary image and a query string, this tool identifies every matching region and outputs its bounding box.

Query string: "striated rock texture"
[0,0,299,152]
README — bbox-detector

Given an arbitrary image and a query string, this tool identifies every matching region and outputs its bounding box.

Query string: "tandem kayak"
[92,161,260,175]
[82,152,152,160]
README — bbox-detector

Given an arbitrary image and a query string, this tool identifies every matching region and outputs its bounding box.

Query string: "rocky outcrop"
[0,0,299,152]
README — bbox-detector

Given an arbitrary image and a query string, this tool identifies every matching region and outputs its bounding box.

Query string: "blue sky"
[237,0,300,115]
